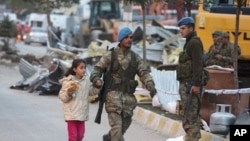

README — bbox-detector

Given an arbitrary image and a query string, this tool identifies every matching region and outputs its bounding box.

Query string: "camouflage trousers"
[105,112,132,141]
[104,91,137,141]
[179,83,201,141]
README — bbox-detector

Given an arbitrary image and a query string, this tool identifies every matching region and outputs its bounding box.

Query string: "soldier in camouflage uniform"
[206,32,240,68]
[215,32,235,67]
[170,17,204,141]
[222,32,241,56]
[206,30,222,66]
[90,27,157,141]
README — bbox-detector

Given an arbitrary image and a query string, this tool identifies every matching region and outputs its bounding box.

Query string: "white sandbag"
[166,101,177,114]
[152,94,161,107]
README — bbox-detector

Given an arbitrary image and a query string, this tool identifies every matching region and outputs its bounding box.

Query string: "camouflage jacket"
[90,46,154,87]
[206,42,221,66]
[90,46,154,116]
[218,42,234,67]
[206,42,234,67]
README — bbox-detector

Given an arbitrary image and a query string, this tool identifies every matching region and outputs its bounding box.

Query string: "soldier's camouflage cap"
[222,32,229,37]
[212,30,222,36]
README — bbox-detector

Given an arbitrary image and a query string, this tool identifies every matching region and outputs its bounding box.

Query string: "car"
[24,27,48,46]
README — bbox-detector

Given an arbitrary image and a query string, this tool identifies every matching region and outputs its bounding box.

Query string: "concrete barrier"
[133,107,229,141]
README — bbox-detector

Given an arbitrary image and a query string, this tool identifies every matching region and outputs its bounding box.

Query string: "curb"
[133,107,228,141]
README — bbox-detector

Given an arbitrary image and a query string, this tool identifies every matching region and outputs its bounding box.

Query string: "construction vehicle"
[195,0,250,87]
[81,0,122,47]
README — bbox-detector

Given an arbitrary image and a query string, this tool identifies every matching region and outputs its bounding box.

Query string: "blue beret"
[118,27,132,42]
[177,17,195,26]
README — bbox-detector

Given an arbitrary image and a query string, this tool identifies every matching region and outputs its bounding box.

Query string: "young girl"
[58,59,99,141]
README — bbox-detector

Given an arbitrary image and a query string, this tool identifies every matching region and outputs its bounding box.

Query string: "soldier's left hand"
[190,86,200,95]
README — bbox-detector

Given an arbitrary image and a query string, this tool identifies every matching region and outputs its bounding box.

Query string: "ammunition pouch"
[107,77,121,91]
[107,77,138,94]
[177,51,192,81]
[176,63,192,81]
[178,52,190,63]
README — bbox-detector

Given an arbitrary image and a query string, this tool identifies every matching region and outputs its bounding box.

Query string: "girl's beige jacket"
[58,75,99,121]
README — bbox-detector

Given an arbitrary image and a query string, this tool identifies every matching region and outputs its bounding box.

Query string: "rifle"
[94,73,107,124]
[184,81,193,119]
[183,80,202,119]
[95,48,114,124]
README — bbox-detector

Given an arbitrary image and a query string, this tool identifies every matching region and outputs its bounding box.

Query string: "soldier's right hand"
[190,86,200,95]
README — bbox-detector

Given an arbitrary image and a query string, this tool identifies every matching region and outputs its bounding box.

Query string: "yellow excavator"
[80,0,121,47]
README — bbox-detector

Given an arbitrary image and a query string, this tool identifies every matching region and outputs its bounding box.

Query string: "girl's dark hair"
[65,59,86,76]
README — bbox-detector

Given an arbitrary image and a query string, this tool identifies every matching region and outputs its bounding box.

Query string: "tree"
[234,0,245,89]
[164,0,198,20]
[5,0,37,19]
[120,0,162,62]
[0,16,17,51]
[23,0,80,46]
[184,0,198,17]
[233,0,246,117]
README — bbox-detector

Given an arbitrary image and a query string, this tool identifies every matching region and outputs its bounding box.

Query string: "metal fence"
[151,67,180,110]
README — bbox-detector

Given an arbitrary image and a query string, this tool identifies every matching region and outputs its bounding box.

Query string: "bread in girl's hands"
[67,80,79,93]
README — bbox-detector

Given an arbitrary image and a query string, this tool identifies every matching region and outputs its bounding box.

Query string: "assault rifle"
[184,80,193,119]
[95,48,114,124]
[184,80,202,119]
[94,73,107,124]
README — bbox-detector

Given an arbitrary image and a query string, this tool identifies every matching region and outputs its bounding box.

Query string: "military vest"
[105,49,139,94]
[176,36,209,86]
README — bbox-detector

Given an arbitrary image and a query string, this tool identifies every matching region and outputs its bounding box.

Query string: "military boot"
[103,134,110,141]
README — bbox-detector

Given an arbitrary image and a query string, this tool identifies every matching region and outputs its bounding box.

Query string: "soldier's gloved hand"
[149,87,157,98]
[146,82,157,97]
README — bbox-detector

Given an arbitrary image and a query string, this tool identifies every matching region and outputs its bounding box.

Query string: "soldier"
[215,32,235,67]
[221,32,241,60]
[210,32,236,68]
[168,17,204,141]
[205,30,222,66]
[206,32,240,68]
[90,27,157,141]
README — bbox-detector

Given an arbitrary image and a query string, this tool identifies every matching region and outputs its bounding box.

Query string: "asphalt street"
[0,42,167,141]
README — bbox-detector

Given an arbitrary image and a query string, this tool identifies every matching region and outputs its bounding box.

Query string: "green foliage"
[0,16,17,38]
